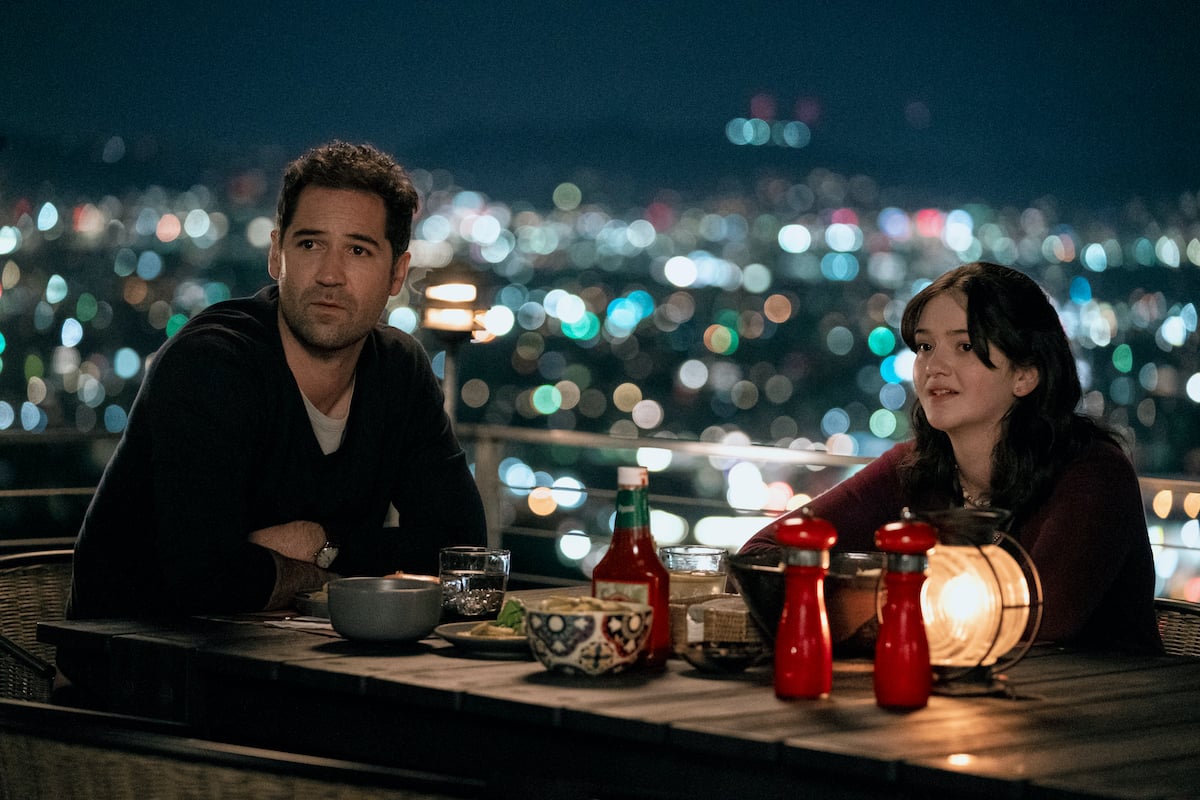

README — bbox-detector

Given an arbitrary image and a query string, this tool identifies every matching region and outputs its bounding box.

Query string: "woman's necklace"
[956,466,991,508]
[961,487,991,508]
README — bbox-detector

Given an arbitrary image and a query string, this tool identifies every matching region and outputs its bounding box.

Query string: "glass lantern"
[918,508,1043,695]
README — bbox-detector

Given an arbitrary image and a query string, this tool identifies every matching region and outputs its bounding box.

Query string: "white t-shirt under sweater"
[301,385,351,455]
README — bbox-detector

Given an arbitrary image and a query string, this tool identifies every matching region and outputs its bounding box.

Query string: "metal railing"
[3,425,1199,594]
[461,423,873,547]
[456,424,1200,593]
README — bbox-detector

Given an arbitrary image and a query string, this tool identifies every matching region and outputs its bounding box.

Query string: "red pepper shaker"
[874,512,938,710]
[773,509,838,700]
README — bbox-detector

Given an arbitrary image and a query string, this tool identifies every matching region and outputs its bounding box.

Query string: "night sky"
[4,1,1200,205]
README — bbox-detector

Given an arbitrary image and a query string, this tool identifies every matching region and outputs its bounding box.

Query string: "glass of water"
[438,546,511,621]
[659,545,728,600]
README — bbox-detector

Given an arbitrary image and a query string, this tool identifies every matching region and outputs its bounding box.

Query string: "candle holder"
[917,507,1043,696]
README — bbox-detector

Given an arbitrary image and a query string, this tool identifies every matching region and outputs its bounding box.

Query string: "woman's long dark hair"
[898,262,1121,518]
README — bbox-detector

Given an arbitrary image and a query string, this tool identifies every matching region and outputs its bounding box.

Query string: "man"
[67,141,487,619]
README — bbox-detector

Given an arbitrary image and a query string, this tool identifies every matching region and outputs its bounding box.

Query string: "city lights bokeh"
[2,134,1198,594]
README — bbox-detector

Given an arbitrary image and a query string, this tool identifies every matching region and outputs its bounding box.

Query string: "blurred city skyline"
[3,132,1197,468]
[1,2,1198,484]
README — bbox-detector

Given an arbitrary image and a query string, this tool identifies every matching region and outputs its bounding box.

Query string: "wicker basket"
[669,594,762,654]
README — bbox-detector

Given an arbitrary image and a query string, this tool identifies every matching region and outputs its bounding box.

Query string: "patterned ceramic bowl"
[525,596,653,676]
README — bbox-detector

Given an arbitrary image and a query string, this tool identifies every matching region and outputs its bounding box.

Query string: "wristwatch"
[314,540,340,569]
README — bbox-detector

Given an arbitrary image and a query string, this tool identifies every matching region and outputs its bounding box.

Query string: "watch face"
[316,545,339,569]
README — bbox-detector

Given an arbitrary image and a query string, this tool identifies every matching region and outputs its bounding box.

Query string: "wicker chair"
[0,550,74,702]
[0,698,483,800]
[1155,597,1200,657]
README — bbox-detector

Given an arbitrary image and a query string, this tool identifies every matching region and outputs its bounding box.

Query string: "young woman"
[740,262,1162,653]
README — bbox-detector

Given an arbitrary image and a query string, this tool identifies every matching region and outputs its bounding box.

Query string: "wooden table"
[39,600,1200,800]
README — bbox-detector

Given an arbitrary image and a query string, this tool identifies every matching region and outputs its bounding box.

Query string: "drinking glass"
[659,545,728,600]
[439,546,511,620]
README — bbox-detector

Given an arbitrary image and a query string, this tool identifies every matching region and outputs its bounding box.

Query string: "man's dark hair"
[276,141,419,263]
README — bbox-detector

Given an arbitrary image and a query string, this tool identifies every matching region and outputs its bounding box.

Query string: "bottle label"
[594,580,650,605]
[614,487,649,530]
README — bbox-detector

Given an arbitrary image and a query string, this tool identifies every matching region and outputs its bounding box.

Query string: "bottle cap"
[617,466,648,488]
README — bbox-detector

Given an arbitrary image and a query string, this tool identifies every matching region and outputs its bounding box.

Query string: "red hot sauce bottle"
[592,466,671,668]
[774,510,838,700]
[873,514,938,710]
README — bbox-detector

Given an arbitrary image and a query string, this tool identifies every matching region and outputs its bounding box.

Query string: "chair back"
[0,550,74,701]
[1155,598,1200,657]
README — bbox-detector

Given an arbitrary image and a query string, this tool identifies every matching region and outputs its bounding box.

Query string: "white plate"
[435,622,532,657]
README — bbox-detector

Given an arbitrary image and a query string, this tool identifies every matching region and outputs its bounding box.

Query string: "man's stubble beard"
[279,288,375,356]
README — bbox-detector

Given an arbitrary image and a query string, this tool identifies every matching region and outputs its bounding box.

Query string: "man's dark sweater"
[68,286,485,619]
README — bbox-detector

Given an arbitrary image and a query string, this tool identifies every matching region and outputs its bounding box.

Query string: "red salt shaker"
[873,512,937,710]
[773,509,837,700]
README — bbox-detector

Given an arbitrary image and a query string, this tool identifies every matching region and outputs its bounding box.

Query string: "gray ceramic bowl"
[328,576,442,642]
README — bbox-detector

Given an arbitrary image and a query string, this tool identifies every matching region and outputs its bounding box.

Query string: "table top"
[40,595,1200,800]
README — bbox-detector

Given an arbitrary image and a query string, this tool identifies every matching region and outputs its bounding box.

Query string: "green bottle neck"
[614,485,650,533]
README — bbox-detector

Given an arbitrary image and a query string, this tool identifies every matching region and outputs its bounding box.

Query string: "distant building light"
[725,118,811,148]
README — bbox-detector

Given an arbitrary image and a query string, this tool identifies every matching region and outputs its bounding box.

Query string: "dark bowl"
[727,551,884,656]
[328,576,442,642]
